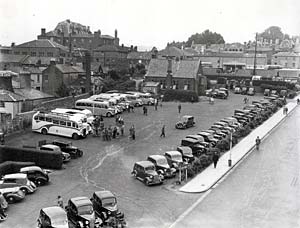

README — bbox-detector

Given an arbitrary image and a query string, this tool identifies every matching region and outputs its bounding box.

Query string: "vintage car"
[181,138,205,156]
[175,115,195,129]
[247,87,255,96]
[147,155,176,178]
[40,144,71,163]
[0,173,37,194]
[197,132,219,147]
[185,135,210,152]
[91,190,126,227]
[131,161,163,186]
[234,87,241,94]
[66,197,95,228]
[52,140,83,158]
[176,146,194,163]
[37,206,69,228]
[241,87,248,95]
[212,90,227,99]
[20,166,50,186]
[0,186,25,203]
[164,151,184,171]
[279,89,287,98]
[264,88,270,96]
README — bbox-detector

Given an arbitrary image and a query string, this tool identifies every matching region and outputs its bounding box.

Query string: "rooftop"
[15,39,68,52]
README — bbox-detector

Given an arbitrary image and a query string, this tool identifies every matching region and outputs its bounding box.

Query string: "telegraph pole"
[253,33,258,76]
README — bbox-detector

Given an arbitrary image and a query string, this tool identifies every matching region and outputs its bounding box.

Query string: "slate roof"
[7,66,42,74]
[272,52,300,57]
[145,59,201,79]
[0,54,29,63]
[55,64,85,74]
[14,88,54,100]
[158,46,193,57]
[144,81,160,87]
[0,90,24,102]
[23,56,60,66]
[127,51,152,60]
[15,39,68,52]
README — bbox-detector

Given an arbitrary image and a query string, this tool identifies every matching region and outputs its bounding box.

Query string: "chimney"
[84,51,91,93]
[98,30,101,36]
[41,28,46,36]
[11,42,15,47]
[166,57,173,89]
[50,58,56,65]
[115,29,118,39]
[0,72,14,92]
[19,71,31,89]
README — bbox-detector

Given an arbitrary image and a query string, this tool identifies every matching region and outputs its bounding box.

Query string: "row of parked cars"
[205,88,229,99]
[234,86,256,95]
[37,190,126,228]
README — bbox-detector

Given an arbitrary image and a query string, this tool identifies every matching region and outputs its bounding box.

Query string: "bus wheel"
[72,133,79,140]
[41,129,47,135]
[106,113,112,118]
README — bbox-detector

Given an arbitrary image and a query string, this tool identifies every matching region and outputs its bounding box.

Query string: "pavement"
[180,96,299,193]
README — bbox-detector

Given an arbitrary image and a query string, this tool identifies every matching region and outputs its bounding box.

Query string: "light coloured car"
[0,173,37,194]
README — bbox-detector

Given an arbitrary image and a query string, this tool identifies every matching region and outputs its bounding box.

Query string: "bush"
[162,89,198,102]
[0,161,35,176]
[216,140,230,151]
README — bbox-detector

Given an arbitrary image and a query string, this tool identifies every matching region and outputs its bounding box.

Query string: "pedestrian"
[102,128,106,141]
[285,106,288,115]
[0,192,7,219]
[113,126,118,138]
[160,125,166,138]
[255,136,261,150]
[297,98,300,105]
[210,97,214,105]
[178,104,181,113]
[57,195,64,209]
[243,96,247,104]
[130,125,135,140]
[121,123,125,136]
[145,106,148,116]
[143,106,146,115]
[155,101,158,110]
[212,151,219,168]
[115,115,120,124]
[131,105,135,112]
[107,126,112,140]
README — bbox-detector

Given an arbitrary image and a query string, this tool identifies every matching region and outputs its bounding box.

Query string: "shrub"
[162,89,199,102]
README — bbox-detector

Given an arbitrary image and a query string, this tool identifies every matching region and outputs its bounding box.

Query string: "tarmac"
[179,96,299,193]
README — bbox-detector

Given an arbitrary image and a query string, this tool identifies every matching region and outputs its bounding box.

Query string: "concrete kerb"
[179,99,299,193]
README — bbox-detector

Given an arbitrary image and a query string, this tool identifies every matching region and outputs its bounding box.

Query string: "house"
[42,60,86,96]
[0,89,24,122]
[271,52,300,69]
[145,58,204,94]
[142,81,160,94]
[158,46,193,59]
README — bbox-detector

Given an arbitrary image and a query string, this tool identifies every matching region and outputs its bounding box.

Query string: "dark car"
[164,151,184,171]
[37,206,69,228]
[197,132,219,147]
[181,138,205,156]
[0,186,25,203]
[91,190,126,227]
[175,115,195,129]
[241,87,248,95]
[147,155,176,178]
[66,197,95,228]
[0,173,37,195]
[20,166,50,186]
[264,89,270,96]
[177,146,194,163]
[131,161,163,186]
[52,140,83,158]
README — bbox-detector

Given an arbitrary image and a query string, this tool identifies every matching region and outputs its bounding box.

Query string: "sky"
[1,0,300,50]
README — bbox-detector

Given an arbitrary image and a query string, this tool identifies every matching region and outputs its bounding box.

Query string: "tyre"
[41,128,47,135]
[145,179,150,186]
[7,196,15,203]
[106,112,112,117]
[78,150,83,157]
[72,133,79,140]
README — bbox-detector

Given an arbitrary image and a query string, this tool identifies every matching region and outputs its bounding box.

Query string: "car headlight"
[173,163,178,168]
[149,175,153,179]
[108,211,111,215]
[85,220,89,225]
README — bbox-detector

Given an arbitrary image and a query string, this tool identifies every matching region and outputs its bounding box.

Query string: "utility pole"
[253,32,258,76]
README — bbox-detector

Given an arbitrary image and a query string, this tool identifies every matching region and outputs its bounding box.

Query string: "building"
[271,52,300,69]
[12,39,69,58]
[0,89,24,122]
[145,58,203,94]
[158,46,194,59]
[37,19,119,51]
[42,60,86,96]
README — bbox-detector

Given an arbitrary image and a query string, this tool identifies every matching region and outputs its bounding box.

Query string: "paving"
[179,97,299,193]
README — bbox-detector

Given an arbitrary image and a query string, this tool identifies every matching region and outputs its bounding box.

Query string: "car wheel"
[145,179,150,186]
[7,196,15,203]
[132,171,137,178]
[106,112,112,117]
[41,128,47,135]
[78,150,83,157]
[72,133,79,140]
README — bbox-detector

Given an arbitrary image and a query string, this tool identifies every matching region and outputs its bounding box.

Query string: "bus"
[75,99,116,117]
[51,108,95,125]
[32,111,88,139]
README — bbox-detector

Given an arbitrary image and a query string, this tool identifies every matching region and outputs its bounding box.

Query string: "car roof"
[20,166,42,172]
[165,151,181,156]
[3,173,27,179]
[182,137,198,143]
[182,115,193,118]
[42,206,67,217]
[41,144,60,149]
[70,197,92,207]
[135,161,155,167]
[94,190,115,199]
[186,134,203,139]
[0,186,21,193]
[198,132,210,136]
[148,155,166,161]
[177,146,192,153]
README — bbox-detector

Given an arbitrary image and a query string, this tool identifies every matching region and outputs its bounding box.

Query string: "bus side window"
[60,121,66,126]
[34,115,38,120]
[67,122,71,127]
[53,120,59,125]
[72,122,78,128]
[46,117,52,122]
[39,116,45,121]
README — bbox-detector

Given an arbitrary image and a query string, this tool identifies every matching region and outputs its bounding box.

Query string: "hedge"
[0,161,35,176]
[253,80,295,90]
[162,89,199,102]
[0,145,63,169]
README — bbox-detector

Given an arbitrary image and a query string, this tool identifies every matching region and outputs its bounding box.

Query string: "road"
[2,94,264,228]
[170,103,300,228]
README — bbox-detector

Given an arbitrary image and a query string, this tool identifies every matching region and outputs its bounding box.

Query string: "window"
[0,101,4,107]
[293,63,296,68]
[14,51,20,55]
[81,39,84,43]
[39,52,44,57]
[37,74,40,83]
[53,119,59,124]
[22,52,28,55]
[39,116,45,121]
[60,121,66,126]
[45,117,52,122]
[47,52,53,57]
[67,122,71,127]
[31,52,36,56]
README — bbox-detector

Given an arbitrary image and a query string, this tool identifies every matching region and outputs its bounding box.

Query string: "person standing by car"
[212,152,219,168]
[255,136,261,150]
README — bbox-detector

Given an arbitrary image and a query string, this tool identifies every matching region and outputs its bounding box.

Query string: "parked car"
[213,90,228,99]
[131,161,163,186]
[247,87,255,96]
[241,87,248,95]
[176,146,194,163]
[52,140,83,158]
[181,138,205,156]
[147,155,176,178]
[20,166,50,186]
[271,90,278,96]
[234,87,241,94]
[66,197,95,228]
[219,87,229,96]
[0,173,37,194]
[264,88,270,96]
[164,151,184,171]
[197,132,219,147]
[40,144,71,163]
[91,190,125,227]
[279,89,287,98]
[0,186,25,203]
[175,115,195,129]
[37,206,69,228]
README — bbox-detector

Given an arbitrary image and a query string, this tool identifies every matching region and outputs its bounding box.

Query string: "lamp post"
[228,132,232,167]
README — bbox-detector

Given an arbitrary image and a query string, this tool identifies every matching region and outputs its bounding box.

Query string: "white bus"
[32,111,88,139]
[89,95,122,113]
[51,108,95,125]
[75,99,116,117]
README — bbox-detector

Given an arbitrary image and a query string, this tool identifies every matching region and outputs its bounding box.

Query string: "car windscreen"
[156,158,168,166]
[145,166,155,172]
[78,205,93,215]
[102,197,117,207]
[171,155,183,161]
[51,214,68,226]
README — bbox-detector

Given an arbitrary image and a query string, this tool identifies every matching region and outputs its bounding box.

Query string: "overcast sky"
[1,0,300,50]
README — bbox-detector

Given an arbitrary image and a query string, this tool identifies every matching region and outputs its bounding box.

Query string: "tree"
[186,29,225,46]
[56,83,70,97]
[258,26,285,43]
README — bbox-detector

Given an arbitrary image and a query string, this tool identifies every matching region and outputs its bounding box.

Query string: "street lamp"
[228,132,232,167]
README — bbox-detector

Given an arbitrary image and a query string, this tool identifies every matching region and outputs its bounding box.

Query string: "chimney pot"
[41,28,46,36]
[11,42,15,47]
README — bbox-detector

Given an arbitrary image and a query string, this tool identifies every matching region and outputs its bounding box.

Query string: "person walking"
[57,196,64,209]
[143,106,146,115]
[112,126,118,139]
[121,123,125,136]
[255,136,261,150]
[160,125,166,138]
[212,152,219,168]
[297,98,300,105]
[107,126,112,141]
[178,104,181,114]
[130,125,135,140]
